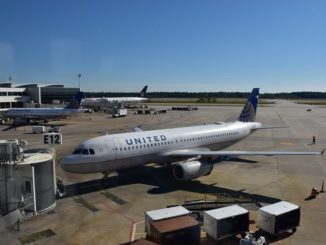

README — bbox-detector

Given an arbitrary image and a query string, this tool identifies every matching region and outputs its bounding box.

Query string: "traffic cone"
[321,180,325,193]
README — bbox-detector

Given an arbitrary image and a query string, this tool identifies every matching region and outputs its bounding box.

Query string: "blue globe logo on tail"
[238,88,259,122]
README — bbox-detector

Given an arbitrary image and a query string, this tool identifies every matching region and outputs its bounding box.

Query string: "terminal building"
[0,82,80,111]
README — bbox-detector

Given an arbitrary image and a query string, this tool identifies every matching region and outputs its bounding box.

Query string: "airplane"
[3,92,84,125]
[81,85,148,109]
[61,88,324,181]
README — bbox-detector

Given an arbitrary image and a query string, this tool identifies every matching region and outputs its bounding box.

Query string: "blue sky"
[1,0,326,92]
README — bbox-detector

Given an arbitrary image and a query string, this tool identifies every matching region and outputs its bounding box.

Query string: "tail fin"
[139,86,148,98]
[238,88,259,122]
[65,91,84,109]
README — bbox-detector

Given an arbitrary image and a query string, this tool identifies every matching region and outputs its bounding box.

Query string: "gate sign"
[43,133,62,145]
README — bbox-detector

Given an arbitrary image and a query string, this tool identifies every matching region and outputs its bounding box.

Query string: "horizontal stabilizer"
[134,125,144,132]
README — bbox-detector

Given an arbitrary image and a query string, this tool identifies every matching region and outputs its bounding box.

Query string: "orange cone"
[321,180,325,193]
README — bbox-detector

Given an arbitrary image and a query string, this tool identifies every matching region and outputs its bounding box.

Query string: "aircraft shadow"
[2,122,67,132]
[2,125,16,131]
[226,157,258,164]
[63,164,280,205]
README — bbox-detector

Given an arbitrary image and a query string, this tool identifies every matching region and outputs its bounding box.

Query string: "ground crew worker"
[312,136,316,144]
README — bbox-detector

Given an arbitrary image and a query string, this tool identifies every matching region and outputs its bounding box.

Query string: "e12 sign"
[43,133,62,145]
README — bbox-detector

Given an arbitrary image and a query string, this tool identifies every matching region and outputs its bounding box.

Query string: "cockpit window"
[72,148,83,154]
[73,148,93,155]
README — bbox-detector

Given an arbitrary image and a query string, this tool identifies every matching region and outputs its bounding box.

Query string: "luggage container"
[204,205,249,240]
[32,125,45,134]
[145,206,190,234]
[258,201,300,235]
[149,215,200,245]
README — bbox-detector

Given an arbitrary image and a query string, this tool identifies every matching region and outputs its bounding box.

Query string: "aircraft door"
[92,141,116,161]
[110,140,118,160]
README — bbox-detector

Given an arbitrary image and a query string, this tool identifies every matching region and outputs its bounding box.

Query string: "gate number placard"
[43,133,62,144]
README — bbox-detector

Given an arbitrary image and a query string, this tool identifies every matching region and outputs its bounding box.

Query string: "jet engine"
[173,160,213,181]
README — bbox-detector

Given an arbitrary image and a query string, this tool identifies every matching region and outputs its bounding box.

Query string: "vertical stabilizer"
[139,86,148,98]
[238,88,259,122]
[65,92,84,109]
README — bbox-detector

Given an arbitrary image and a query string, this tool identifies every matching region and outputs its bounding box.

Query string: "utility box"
[258,201,300,235]
[204,205,249,240]
[145,206,190,234]
[149,215,200,245]
[32,126,45,134]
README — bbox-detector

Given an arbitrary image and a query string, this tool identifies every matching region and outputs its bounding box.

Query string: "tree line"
[85,91,326,99]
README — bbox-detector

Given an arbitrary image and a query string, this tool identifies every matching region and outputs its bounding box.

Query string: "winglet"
[321,148,325,156]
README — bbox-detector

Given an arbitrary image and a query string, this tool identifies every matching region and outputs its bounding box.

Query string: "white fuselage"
[82,97,147,107]
[61,121,262,173]
[3,108,81,120]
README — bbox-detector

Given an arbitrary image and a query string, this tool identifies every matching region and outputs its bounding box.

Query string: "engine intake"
[173,160,213,181]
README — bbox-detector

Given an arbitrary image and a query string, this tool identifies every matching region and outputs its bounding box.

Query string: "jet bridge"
[0,140,56,231]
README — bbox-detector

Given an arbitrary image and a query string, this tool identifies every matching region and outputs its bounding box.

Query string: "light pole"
[77,73,81,90]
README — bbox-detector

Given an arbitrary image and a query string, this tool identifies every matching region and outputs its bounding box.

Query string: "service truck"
[112,108,127,118]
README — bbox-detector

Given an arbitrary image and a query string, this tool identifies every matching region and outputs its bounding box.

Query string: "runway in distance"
[81,85,148,109]
[3,92,84,125]
[61,88,323,181]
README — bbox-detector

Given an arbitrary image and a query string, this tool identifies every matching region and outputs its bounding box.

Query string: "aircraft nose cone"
[60,155,75,172]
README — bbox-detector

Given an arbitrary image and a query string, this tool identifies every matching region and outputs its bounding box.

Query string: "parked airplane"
[3,92,84,125]
[61,88,323,181]
[81,85,148,109]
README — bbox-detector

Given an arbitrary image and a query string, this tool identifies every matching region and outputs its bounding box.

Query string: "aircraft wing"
[161,148,324,157]
[255,125,289,130]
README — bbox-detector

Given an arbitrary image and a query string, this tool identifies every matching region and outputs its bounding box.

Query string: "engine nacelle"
[173,160,213,181]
